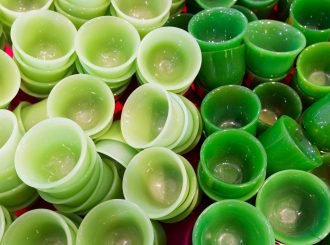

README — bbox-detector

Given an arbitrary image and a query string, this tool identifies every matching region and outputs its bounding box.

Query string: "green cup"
[237,0,278,18]
[2,209,76,245]
[0,205,11,241]
[94,120,126,143]
[295,42,330,99]
[201,85,261,136]
[258,115,322,175]
[170,0,185,16]
[123,147,188,219]
[77,199,154,245]
[0,50,20,109]
[193,200,275,245]
[302,94,330,152]
[199,129,267,201]
[311,153,330,188]
[188,7,248,52]
[253,82,302,134]
[244,20,306,78]
[198,44,245,91]
[165,13,193,31]
[195,0,237,9]
[54,0,88,29]
[11,10,77,70]
[256,170,330,245]
[232,5,258,22]
[289,0,330,46]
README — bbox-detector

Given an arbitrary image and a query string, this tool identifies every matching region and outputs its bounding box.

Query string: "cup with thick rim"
[195,0,237,9]
[237,0,278,18]
[164,13,193,31]
[232,5,258,22]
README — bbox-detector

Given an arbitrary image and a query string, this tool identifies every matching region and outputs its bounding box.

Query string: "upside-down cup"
[258,115,322,175]
[0,50,20,109]
[76,16,140,79]
[244,20,306,79]
[188,7,248,52]
[237,0,278,18]
[137,27,201,94]
[199,129,267,201]
[253,82,302,134]
[10,10,77,70]
[295,42,330,99]
[77,200,154,245]
[193,200,275,245]
[256,170,330,245]
[289,0,330,46]
[195,0,237,9]
[2,209,76,245]
[47,74,115,139]
[201,85,261,136]
[123,147,188,219]
[0,205,11,241]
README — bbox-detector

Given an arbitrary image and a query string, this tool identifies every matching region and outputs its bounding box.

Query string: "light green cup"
[11,10,77,70]
[54,0,88,29]
[0,205,11,242]
[0,50,20,109]
[123,147,188,219]
[2,209,76,245]
[77,199,154,245]
[47,74,116,138]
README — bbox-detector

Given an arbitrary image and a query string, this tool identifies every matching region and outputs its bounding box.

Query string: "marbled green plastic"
[256,170,330,245]
[244,20,306,78]
[258,115,322,174]
[201,85,261,136]
[195,0,237,9]
[188,7,248,52]
[232,5,258,22]
[302,94,330,151]
[193,200,275,245]
[165,13,193,31]
[198,44,245,91]
[237,0,278,18]
[290,0,330,45]
[296,42,330,99]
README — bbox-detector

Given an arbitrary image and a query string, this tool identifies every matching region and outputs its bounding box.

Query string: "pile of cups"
[15,118,122,215]
[121,83,202,154]
[123,147,200,223]
[54,0,110,28]
[10,10,77,98]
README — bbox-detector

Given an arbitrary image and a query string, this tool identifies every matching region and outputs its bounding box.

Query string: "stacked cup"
[0,110,38,211]
[110,0,172,36]
[136,27,202,94]
[0,205,11,242]
[15,118,123,215]
[170,0,186,16]
[75,16,140,97]
[121,83,202,154]
[123,147,200,223]
[237,0,278,19]
[54,0,110,28]
[10,10,77,98]
[188,7,247,91]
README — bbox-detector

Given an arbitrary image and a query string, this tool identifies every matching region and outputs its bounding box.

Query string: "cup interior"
[0,0,51,12]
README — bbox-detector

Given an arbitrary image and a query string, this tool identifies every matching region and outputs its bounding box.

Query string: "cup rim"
[195,0,237,8]
[237,0,277,7]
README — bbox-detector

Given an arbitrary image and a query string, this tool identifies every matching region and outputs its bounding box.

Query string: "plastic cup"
[75,16,140,79]
[53,0,88,28]
[256,170,330,245]
[2,209,76,245]
[198,44,245,91]
[77,200,154,245]
[195,0,237,9]
[237,0,278,18]
[137,27,201,93]
[94,120,126,144]
[193,200,275,245]
[123,147,188,219]
[289,0,330,46]
[0,205,11,241]
[258,115,322,175]
[253,82,302,133]
[188,7,248,52]
[232,5,258,22]
[10,10,77,70]
[199,129,267,201]
[0,50,20,109]
[164,13,193,31]
[311,153,330,188]
[201,85,261,136]
[295,42,330,99]
[121,84,185,149]
[170,0,185,15]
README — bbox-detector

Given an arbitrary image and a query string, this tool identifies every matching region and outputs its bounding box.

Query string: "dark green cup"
[201,85,261,136]
[193,200,275,245]
[237,0,278,19]
[195,0,237,9]
[258,115,322,174]
[164,13,193,31]
[256,170,330,245]
[232,5,258,22]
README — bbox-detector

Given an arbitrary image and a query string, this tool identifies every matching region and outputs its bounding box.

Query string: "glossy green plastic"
[244,20,306,78]
[0,205,11,241]
[237,0,278,18]
[311,154,330,188]
[198,44,245,91]
[258,115,322,174]
[296,42,330,99]
[256,170,330,245]
[232,5,258,22]
[199,129,267,200]
[201,85,261,136]
[253,82,302,134]
[164,13,193,31]
[290,0,330,45]
[193,200,275,245]
[302,94,330,151]
[188,7,248,52]
[195,0,237,9]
